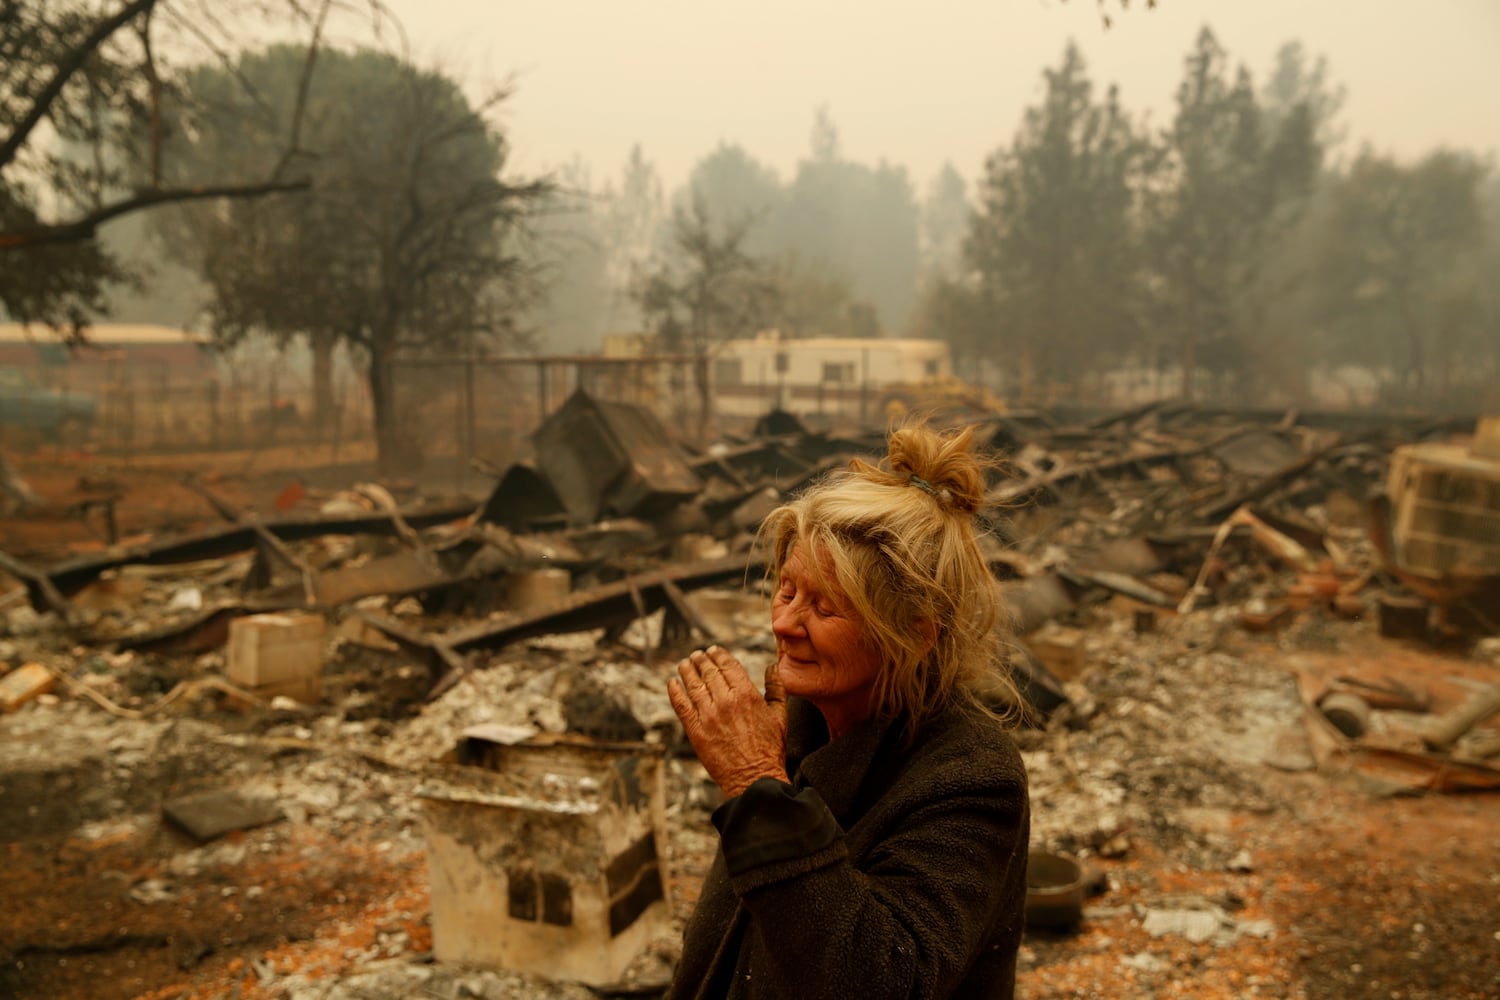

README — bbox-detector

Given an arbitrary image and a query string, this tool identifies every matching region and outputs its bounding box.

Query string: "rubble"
[0,660,54,711]
[1,396,1498,999]
[162,788,284,843]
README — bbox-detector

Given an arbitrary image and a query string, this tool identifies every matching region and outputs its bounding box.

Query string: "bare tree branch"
[270,0,333,183]
[0,179,308,249]
[137,7,164,186]
[0,0,158,171]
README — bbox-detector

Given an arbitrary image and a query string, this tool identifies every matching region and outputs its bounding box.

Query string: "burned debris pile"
[1,390,1498,998]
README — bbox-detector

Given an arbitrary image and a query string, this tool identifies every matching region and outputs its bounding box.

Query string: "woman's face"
[771,544,884,732]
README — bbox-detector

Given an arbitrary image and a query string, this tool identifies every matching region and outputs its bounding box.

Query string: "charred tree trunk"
[367,337,402,476]
[694,354,712,446]
[1180,328,1197,402]
[311,336,335,434]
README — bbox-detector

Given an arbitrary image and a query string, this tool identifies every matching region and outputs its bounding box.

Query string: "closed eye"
[777,582,834,616]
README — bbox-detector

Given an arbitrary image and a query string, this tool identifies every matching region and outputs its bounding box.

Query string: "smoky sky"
[339,0,1499,188]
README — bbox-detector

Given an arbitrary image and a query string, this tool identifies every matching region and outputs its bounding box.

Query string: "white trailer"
[711,335,952,420]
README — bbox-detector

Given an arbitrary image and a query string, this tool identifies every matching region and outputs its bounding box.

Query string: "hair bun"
[884,424,986,514]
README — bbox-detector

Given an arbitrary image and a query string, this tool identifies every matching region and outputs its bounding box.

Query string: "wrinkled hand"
[668,646,789,800]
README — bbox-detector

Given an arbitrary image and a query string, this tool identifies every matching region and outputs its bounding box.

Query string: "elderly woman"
[665,423,1029,1000]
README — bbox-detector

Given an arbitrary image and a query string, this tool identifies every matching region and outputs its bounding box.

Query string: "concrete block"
[505,568,571,612]
[421,735,671,986]
[1474,415,1500,460]
[0,662,55,713]
[1026,624,1086,681]
[227,612,326,692]
[163,789,282,842]
[1377,595,1429,640]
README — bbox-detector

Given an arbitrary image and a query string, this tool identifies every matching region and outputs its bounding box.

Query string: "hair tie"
[910,474,955,507]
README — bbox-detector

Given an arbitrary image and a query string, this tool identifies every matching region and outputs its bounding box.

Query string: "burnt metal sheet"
[533,389,702,524]
[1076,570,1178,609]
[691,440,812,484]
[477,463,568,532]
[1210,428,1308,476]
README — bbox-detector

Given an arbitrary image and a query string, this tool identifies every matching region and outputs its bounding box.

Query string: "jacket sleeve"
[709,770,1027,999]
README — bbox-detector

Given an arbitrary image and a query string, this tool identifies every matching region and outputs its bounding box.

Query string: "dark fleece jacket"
[667,694,1029,1000]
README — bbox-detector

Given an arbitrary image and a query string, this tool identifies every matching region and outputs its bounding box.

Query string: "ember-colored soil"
[1014,780,1500,999]
[0,824,428,1000]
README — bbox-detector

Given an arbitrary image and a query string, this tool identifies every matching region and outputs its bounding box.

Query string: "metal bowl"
[1024,850,1085,930]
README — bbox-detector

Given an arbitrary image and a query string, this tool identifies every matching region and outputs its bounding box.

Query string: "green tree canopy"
[920,162,971,283]
[964,42,1147,386]
[773,110,922,331]
[673,142,783,258]
[1312,150,1491,407]
[1145,27,1323,398]
[156,43,548,468]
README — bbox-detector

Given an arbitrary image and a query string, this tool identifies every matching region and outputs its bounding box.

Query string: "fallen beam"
[356,554,766,696]
[0,548,75,623]
[442,553,765,654]
[25,499,477,603]
[988,446,1199,510]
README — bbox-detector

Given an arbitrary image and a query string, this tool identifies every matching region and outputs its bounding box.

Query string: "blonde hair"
[761,421,1019,732]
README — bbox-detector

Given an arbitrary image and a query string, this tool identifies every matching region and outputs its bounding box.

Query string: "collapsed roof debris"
[2,392,1498,998]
